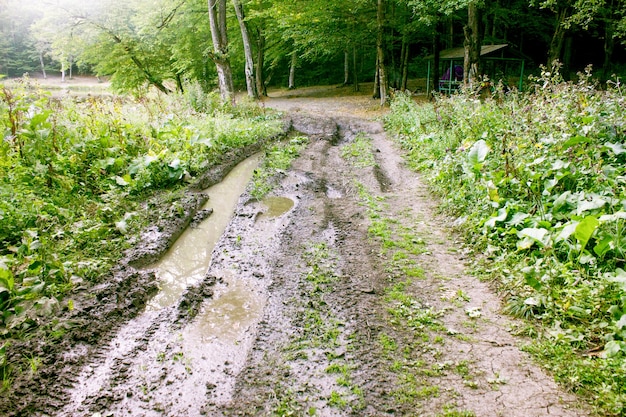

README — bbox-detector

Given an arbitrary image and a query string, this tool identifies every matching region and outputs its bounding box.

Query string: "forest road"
[3,85,590,417]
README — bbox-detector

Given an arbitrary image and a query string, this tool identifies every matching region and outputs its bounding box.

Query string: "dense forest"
[2,0,626,101]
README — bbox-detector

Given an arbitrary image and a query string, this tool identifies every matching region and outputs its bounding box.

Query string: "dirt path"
[3,85,589,416]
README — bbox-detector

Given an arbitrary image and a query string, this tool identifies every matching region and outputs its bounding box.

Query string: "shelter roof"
[427,44,513,60]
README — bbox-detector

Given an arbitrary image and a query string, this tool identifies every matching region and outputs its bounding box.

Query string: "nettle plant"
[386,67,626,356]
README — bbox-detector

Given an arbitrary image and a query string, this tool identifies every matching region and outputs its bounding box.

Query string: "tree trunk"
[352,46,359,92]
[375,0,387,105]
[372,58,380,98]
[288,51,297,89]
[400,34,409,91]
[69,56,73,79]
[39,52,46,79]
[232,0,258,99]
[463,1,482,86]
[61,60,66,83]
[208,0,235,104]
[562,36,573,79]
[433,22,441,93]
[344,50,349,85]
[547,7,569,66]
[602,19,615,81]
[255,27,267,97]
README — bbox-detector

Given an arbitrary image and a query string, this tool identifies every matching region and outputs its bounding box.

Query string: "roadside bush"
[385,67,626,414]
[0,78,283,342]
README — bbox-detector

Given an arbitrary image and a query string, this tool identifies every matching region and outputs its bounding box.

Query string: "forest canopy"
[1,0,626,98]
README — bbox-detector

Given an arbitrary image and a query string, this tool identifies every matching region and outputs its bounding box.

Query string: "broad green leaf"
[115,175,130,186]
[594,235,614,257]
[524,275,542,290]
[605,268,626,290]
[563,135,591,148]
[599,212,626,222]
[518,227,549,245]
[0,268,14,292]
[553,191,572,212]
[506,212,529,227]
[603,340,625,358]
[605,142,626,155]
[616,314,626,330]
[556,221,578,242]
[468,140,489,166]
[576,194,606,215]
[574,216,599,252]
[485,208,507,228]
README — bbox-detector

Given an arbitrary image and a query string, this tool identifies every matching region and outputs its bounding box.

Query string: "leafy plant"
[0,79,283,386]
[384,67,626,414]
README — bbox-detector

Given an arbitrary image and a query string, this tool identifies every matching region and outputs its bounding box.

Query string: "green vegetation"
[275,242,364,414]
[340,133,376,168]
[385,67,626,414]
[0,79,282,384]
[251,135,308,200]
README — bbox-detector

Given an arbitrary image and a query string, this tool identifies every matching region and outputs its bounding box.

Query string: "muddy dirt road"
[3,85,588,416]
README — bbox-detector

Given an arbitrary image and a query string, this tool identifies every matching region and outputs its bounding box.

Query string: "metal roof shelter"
[426,44,526,94]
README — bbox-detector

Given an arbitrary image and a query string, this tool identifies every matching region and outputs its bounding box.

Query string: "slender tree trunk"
[375,0,387,105]
[69,56,73,79]
[288,50,297,89]
[208,0,235,104]
[562,36,573,79]
[433,21,441,93]
[352,46,359,92]
[61,60,66,83]
[547,7,569,66]
[39,52,46,79]
[232,0,258,99]
[373,58,380,98]
[463,1,482,85]
[255,27,267,96]
[176,73,184,92]
[400,34,409,91]
[344,50,349,85]
[603,19,615,81]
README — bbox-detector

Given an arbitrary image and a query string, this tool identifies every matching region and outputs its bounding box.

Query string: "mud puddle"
[257,196,294,220]
[57,154,285,417]
[147,154,261,310]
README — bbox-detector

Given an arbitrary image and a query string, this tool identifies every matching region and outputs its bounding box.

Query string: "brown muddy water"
[147,154,261,310]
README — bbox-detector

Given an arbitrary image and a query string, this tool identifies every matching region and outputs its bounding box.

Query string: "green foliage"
[0,80,282,343]
[385,67,626,414]
[250,135,308,200]
[340,133,376,168]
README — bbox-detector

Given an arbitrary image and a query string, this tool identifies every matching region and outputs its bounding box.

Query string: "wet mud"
[0,89,591,417]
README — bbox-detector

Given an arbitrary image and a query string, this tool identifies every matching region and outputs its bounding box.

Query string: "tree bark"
[208,0,235,104]
[375,0,387,105]
[433,22,441,93]
[255,27,267,96]
[463,1,482,85]
[400,34,409,91]
[232,0,258,99]
[547,7,569,66]
[288,50,297,89]
[352,45,359,92]
[39,53,47,79]
[603,19,615,81]
[344,50,349,85]
[372,58,380,98]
